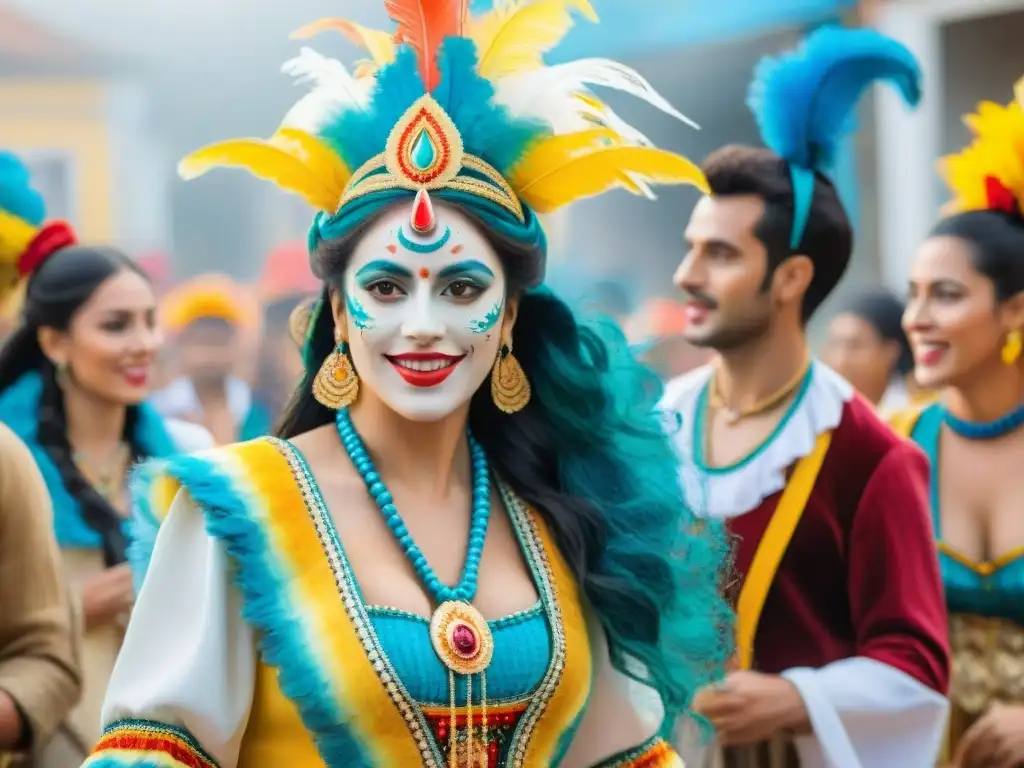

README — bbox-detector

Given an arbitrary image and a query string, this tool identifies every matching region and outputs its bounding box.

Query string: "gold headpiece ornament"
[177,0,709,242]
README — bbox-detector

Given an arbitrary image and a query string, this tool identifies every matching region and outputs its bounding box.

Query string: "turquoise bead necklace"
[336,407,499,763]
[942,401,1024,440]
[335,407,491,603]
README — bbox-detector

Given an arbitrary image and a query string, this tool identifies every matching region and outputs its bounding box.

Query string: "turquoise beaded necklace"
[336,407,498,763]
[335,407,491,602]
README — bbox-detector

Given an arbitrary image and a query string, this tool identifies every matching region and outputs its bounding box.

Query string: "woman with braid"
[0,152,212,756]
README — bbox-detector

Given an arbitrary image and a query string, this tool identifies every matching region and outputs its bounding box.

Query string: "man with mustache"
[662,28,950,768]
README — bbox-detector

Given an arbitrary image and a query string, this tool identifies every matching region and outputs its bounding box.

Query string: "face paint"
[468,301,503,334]
[397,224,452,254]
[345,291,375,331]
[343,202,507,422]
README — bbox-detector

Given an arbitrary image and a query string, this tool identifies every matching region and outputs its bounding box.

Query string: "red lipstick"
[386,352,465,388]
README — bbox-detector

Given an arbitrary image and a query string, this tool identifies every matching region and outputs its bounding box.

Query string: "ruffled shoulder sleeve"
[85,487,256,768]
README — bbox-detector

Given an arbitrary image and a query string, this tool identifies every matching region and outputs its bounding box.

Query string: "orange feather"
[384,0,468,90]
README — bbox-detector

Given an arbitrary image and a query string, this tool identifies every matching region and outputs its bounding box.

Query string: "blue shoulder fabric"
[746,25,922,248]
[0,371,183,551]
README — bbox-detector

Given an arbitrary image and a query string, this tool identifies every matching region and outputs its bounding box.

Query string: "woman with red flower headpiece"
[0,151,213,760]
[892,76,1024,767]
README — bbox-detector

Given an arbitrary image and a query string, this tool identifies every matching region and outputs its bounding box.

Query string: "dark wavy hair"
[0,245,150,565]
[277,205,732,731]
[930,209,1024,300]
[702,145,853,321]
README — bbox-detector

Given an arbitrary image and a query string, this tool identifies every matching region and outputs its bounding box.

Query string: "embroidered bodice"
[908,403,1024,626]
[86,438,679,768]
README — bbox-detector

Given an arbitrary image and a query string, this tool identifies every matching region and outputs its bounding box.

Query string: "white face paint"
[342,202,507,422]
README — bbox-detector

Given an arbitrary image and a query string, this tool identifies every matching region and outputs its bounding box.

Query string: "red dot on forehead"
[386,244,397,254]
[419,267,430,279]
[451,244,464,254]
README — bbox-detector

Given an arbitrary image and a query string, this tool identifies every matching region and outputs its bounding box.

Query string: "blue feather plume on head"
[0,151,45,226]
[748,25,921,171]
[746,26,922,247]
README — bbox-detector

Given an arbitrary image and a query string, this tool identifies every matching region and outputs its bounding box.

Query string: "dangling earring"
[491,343,530,413]
[1003,329,1022,366]
[313,340,359,409]
[54,362,71,390]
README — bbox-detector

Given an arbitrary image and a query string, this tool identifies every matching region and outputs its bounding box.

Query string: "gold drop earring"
[490,337,530,414]
[313,337,359,409]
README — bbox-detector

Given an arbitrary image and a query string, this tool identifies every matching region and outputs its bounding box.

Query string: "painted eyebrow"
[354,260,414,280]
[435,260,495,280]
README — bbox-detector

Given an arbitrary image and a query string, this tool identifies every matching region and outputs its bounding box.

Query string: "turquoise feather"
[0,151,45,226]
[747,25,921,172]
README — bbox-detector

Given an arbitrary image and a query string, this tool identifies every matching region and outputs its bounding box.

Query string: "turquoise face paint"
[436,260,495,281]
[345,291,374,331]
[468,301,502,334]
[354,260,414,288]
[397,225,451,254]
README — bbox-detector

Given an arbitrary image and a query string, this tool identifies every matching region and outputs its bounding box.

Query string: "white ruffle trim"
[659,362,853,520]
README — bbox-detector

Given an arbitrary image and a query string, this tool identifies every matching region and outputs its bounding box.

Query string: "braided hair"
[0,244,150,565]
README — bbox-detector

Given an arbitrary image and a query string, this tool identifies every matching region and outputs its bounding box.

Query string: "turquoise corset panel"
[911,403,1024,625]
[366,603,551,706]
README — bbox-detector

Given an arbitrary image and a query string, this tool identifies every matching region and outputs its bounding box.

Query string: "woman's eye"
[367,280,405,300]
[443,280,483,300]
[101,320,129,332]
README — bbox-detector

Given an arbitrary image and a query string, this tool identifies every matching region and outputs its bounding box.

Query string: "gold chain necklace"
[73,442,131,502]
[709,357,811,425]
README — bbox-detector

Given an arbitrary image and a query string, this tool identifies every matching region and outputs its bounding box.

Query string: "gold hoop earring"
[491,344,530,414]
[1003,329,1022,366]
[313,341,359,409]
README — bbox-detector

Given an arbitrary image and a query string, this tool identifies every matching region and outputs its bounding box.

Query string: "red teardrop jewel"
[411,188,436,234]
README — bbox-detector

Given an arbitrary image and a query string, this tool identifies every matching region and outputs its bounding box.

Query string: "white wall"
[873,1,1024,292]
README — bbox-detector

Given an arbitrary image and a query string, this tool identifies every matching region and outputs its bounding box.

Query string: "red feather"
[384,0,467,91]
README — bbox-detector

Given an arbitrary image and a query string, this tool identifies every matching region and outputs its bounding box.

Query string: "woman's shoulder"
[0,419,42,484]
[163,417,216,452]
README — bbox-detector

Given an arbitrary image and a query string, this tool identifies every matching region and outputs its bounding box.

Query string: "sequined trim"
[365,600,544,630]
[86,719,219,768]
[499,483,568,767]
[273,438,568,768]
[594,737,682,768]
[273,439,445,767]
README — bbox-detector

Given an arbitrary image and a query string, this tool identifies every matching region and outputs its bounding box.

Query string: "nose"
[673,251,702,293]
[902,298,930,334]
[131,325,162,357]
[401,289,446,344]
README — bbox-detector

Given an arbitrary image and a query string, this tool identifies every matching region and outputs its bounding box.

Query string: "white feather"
[280,46,371,131]
[493,57,699,132]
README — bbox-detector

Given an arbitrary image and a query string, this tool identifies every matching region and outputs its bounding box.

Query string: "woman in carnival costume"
[0,151,213,757]
[152,274,272,444]
[892,76,1024,767]
[86,1,732,766]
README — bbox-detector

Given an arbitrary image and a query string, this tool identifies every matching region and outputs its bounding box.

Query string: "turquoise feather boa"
[0,371,178,550]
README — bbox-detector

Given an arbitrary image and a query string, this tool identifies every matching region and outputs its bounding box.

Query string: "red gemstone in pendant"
[411,188,436,234]
[452,623,478,657]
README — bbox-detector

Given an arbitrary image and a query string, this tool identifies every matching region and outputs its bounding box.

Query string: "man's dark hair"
[702,145,853,321]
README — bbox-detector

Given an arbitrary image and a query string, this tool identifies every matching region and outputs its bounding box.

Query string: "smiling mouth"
[386,353,466,387]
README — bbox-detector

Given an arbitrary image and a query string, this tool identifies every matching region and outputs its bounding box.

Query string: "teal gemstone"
[410,129,436,171]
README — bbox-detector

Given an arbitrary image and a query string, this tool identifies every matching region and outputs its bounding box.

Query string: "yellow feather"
[941,98,1024,214]
[511,129,647,193]
[471,0,598,80]
[271,128,351,195]
[513,145,709,213]
[1016,74,1024,110]
[291,18,396,67]
[179,138,341,212]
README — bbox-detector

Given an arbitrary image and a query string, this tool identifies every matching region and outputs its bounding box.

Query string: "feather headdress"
[0,152,76,309]
[941,74,1024,218]
[179,0,707,273]
[747,26,922,248]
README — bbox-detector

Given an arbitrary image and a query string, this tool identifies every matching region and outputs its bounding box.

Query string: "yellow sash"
[735,431,833,670]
